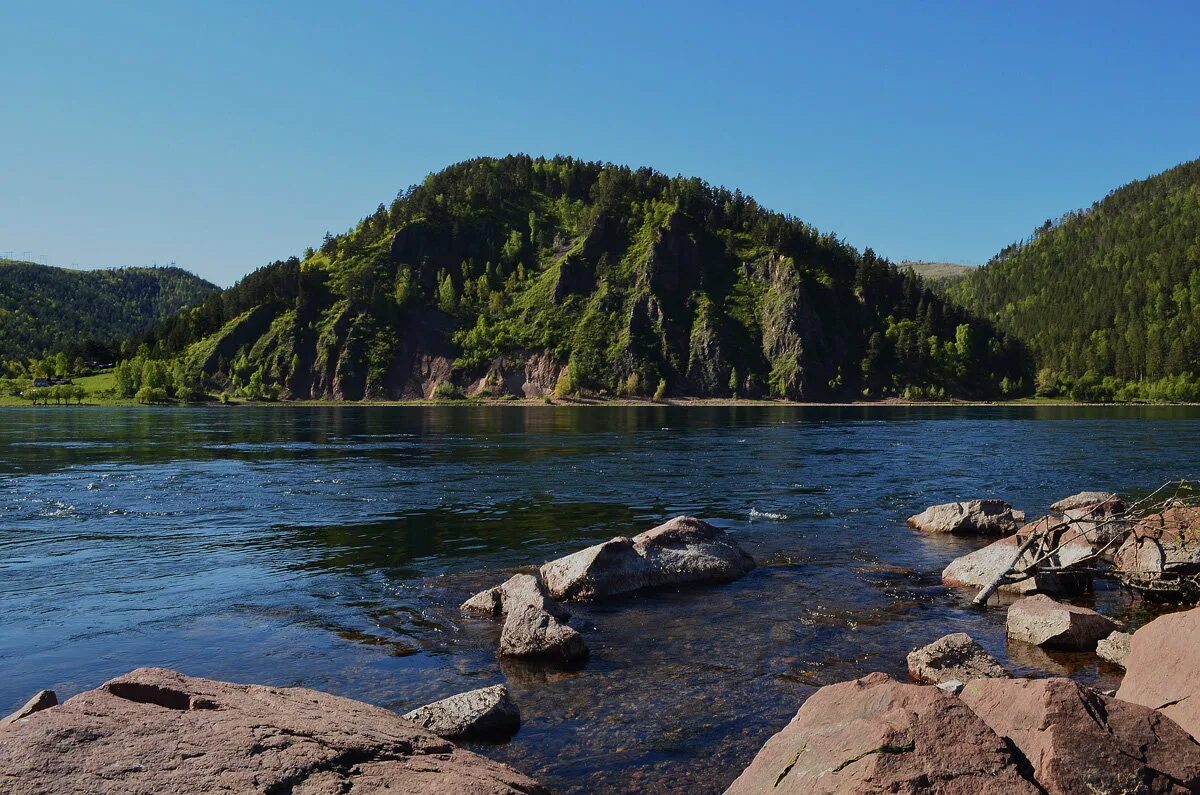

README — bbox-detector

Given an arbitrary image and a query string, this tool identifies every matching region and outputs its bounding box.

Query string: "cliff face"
[139,155,1031,400]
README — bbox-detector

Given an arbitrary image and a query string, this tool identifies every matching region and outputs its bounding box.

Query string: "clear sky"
[2,1,1198,287]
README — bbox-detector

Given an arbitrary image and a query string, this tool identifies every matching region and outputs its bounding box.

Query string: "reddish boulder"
[1005,594,1118,649]
[1050,491,1124,515]
[0,690,56,729]
[724,672,1040,794]
[1118,606,1200,742]
[0,667,548,794]
[961,677,1200,794]
[1114,506,1200,598]
[907,499,1025,536]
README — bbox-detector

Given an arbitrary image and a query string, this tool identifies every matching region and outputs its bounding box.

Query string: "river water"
[2,405,1199,792]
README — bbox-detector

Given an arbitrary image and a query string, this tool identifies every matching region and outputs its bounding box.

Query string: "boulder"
[462,573,587,661]
[907,499,1025,536]
[960,677,1200,794]
[1005,594,1119,649]
[1050,490,1124,514]
[941,517,1093,596]
[403,684,520,742]
[1114,506,1200,598]
[1118,606,1200,742]
[724,672,1041,794]
[539,516,755,601]
[1096,630,1133,667]
[906,633,1007,685]
[0,690,56,729]
[0,667,547,795]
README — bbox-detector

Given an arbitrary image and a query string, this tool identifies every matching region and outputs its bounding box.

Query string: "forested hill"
[131,155,1030,402]
[946,158,1200,397]
[0,261,218,360]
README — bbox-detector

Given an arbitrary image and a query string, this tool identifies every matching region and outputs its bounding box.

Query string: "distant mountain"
[130,155,1030,401]
[0,260,218,360]
[947,158,1200,396]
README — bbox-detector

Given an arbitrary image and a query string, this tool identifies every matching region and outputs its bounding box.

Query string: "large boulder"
[907,499,1025,536]
[1050,490,1124,514]
[906,633,1007,685]
[1005,594,1119,649]
[941,517,1093,596]
[462,573,587,662]
[0,667,548,795]
[403,684,520,742]
[1117,606,1200,742]
[960,677,1200,794]
[1096,631,1133,667]
[539,516,754,601]
[0,690,56,729]
[724,672,1041,794]
[1114,506,1200,599]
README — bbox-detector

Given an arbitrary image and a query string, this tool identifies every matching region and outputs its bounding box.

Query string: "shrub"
[433,381,465,400]
[653,378,667,401]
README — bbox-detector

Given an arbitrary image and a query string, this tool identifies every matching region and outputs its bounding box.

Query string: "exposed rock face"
[0,667,548,795]
[724,672,1040,794]
[1005,594,1119,649]
[1097,631,1133,667]
[1114,506,1200,598]
[461,573,587,661]
[1050,491,1124,514]
[960,677,1200,794]
[0,690,56,729]
[941,517,1093,596]
[906,633,1007,685]
[539,516,755,602]
[403,684,520,742]
[907,499,1025,536]
[1118,606,1200,742]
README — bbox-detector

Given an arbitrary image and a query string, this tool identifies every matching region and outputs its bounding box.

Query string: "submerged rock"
[1118,605,1200,742]
[1096,630,1133,667]
[462,573,587,662]
[1005,594,1118,649]
[906,633,1007,685]
[403,684,520,742]
[725,672,1040,794]
[907,499,1024,536]
[0,690,56,729]
[0,667,547,795]
[960,677,1200,794]
[539,516,755,601]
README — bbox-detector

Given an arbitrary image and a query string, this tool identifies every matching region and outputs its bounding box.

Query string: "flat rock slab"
[961,677,1200,794]
[941,519,1092,596]
[1005,594,1118,649]
[403,684,520,742]
[1050,491,1124,514]
[539,515,755,601]
[0,690,56,729]
[907,633,1007,684]
[724,672,1040,794]
[1118,605,1200,742]
[907,499,1024,536]
[0,667,548,795]
[1096,630,1133,667]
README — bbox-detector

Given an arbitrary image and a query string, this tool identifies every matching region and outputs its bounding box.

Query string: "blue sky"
[2,1,1198,287]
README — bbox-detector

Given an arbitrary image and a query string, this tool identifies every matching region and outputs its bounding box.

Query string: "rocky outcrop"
[0,667,547,795]
[724,672,1040,794]
[1097,630,1133,667]
[1114,506,1200,598]
[1118,606,1200,742]
[1005,594,1119,649]
[906,633,1007,685]
[1050,491,1124,514]
[907,499,1025,535]
[0,690,56,729]
[462,573,587,662]
[403,684,520,742]
[941,517,1093,596]
[539,516,755,601]
[960,677,1200,794]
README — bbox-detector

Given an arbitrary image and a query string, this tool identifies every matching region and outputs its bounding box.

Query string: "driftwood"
[972,480,1200,607]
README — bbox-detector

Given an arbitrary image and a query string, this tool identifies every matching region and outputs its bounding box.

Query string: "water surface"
[2,405,1198,792]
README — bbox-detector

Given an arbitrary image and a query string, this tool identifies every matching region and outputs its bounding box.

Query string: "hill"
[127,155,1030,402]
[947,158,1200,400]
[0,260,218,360]
[898,261,973,291]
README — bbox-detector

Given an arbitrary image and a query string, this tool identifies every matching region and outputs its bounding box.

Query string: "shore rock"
[960,677,1200,794]
[1050,491,1124,514]
[539,516,755,601]
[725,672,1040,794]
[1118,606,1200,741]
[1096,631,1133,667]
[906,633,1008,685]
[0,690,56,729]
[941,517,1093,596]
[1114,506,1200,598]
[907,499,1025,536]
[403,684,520,742]
[462,573,587,661]
[1005,594,1118,649]
[0,667,548,795]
